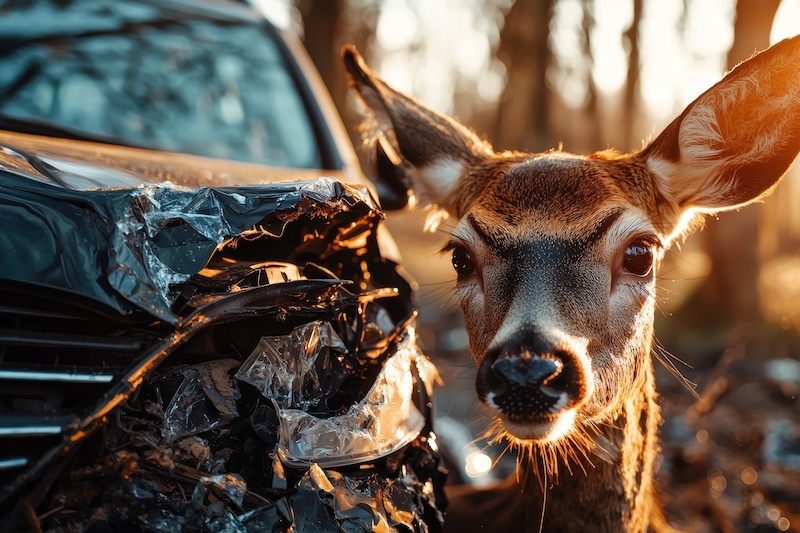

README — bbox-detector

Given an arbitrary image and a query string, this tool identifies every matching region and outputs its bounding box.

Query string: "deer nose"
[477,332,583,422]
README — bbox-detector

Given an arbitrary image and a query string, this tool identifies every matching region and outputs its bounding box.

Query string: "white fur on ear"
[415,158,466,209]
[650,71,800,208]
[646,35,800,213]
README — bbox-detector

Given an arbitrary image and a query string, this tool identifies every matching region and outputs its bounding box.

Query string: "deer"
[343,36,800,532]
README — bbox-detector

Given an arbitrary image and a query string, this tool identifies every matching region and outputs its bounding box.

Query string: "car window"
[0,1,322,169]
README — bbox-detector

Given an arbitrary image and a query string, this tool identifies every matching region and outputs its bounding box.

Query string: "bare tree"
[727,0,781,68]
[622,0,642,150]
[695,0,780,331]
[298,0,383,160]
[492,0,555,151]
[581,0,602,150]
[297,0,346,111]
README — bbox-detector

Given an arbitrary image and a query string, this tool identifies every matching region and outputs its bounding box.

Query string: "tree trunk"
[581,0,602,151]
[298,0,346,114]
[697,0,779,331]
[492,0,554,152]
[622,0,642,151]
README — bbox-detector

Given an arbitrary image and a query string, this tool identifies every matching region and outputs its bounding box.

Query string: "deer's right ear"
[642,35,800,233]
[342,46,493,216]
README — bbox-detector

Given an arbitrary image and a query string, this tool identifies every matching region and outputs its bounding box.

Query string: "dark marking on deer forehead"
[473,211,615,313]
[491,156,621,220]
[510,238,592,294]
[461,151,671,242]
[468,210,622,257]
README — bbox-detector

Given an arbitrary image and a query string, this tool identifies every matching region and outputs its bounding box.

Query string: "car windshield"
[0,0,322,169]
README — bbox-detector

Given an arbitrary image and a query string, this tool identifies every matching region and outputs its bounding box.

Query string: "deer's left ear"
[342,46,493,216]
[643,35,800,214]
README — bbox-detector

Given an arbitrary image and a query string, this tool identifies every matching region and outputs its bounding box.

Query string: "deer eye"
[623,239,654,276]
[451,245,475,279]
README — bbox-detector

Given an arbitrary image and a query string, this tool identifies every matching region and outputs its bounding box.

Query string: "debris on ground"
[657,327,800,533]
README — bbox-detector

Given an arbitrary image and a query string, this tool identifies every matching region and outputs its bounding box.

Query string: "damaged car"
[0,0,446,531]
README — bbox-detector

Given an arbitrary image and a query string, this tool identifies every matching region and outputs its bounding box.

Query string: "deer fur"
[343,36,800,532]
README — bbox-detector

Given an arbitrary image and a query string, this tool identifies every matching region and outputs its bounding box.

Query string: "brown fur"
[343,36,800,532]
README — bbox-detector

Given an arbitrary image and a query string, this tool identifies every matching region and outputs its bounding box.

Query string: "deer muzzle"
[477,332,590,439]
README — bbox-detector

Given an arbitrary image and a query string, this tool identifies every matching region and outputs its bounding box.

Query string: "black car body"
[0,1,446,530]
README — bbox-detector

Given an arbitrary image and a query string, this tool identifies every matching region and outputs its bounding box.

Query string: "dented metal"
[3,174,446,532]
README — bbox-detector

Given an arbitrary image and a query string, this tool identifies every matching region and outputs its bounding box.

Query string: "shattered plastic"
[277,329,438,467]
[35,317,446,531]
[155,359,242,441]
[198,473,248,507]
[236,321,349,410]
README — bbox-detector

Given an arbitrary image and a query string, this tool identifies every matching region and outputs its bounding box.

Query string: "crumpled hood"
[0,162,386,325]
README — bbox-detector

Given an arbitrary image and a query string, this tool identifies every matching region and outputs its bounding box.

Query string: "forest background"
[266,1,800,530]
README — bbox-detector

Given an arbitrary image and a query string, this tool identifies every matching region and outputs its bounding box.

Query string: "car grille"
[0,286,158,487]
[0,278,345,518]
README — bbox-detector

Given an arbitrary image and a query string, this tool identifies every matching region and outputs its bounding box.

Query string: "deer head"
[343,37,800,477]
